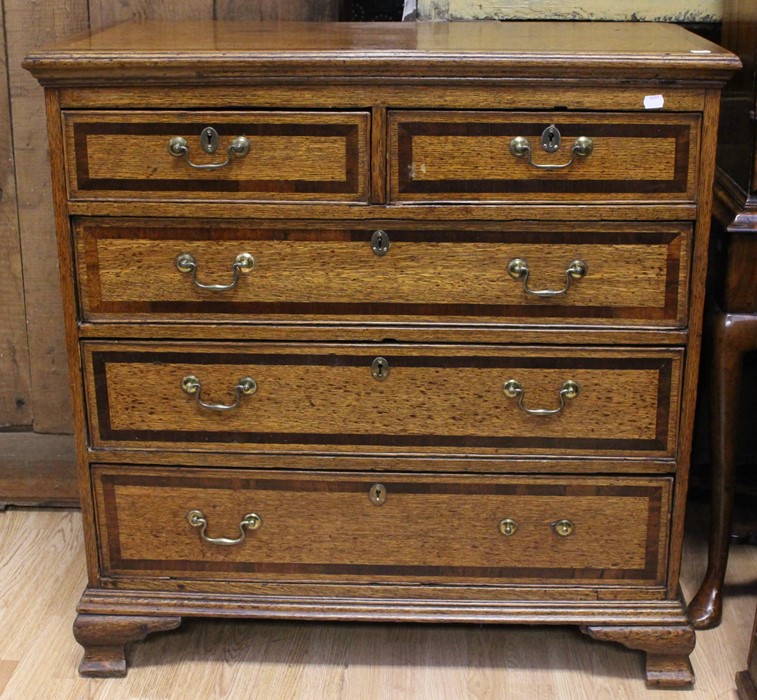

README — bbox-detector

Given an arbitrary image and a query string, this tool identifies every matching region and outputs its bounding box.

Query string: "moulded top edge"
[23,20,741,85]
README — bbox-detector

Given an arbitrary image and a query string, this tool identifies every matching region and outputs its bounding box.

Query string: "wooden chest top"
[23,20,739,84]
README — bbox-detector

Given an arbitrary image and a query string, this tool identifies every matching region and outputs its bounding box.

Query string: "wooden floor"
[0,504,754,699]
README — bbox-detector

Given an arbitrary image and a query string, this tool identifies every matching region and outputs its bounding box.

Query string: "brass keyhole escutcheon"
[371,230,391,257]
[200,126,220,154]
[552,519,575,537]
[369,484,387,505]
[371,357,390,381]
[541,124,561,153]
[499,518,517,536]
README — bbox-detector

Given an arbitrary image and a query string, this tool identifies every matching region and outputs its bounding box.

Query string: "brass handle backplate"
[503,379,579,416]
[186,509,261,546]
[175,252,254,292]
[168,131,250,170]
[181,375,257,412]
[509,134,593,170]
[552,519,575,537]
[507,258,587,297]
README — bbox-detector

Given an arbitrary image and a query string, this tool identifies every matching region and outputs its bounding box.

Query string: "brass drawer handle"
[552,519,575,537]
[507,258,587,297]
[509,135,593,170]
[168,133,250,170]
[181,375,257,412]
[175,252,254,292]
[186,509,261,546]
[503,379,579,416]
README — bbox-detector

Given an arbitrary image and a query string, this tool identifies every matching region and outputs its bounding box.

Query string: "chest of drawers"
[24,20,739,686]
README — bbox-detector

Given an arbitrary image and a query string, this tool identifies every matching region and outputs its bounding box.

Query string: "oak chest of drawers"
[24,20,739,686]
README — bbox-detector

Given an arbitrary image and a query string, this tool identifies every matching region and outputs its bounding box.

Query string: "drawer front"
[63,111,370,202]
[93,465,671,587]
[389,111,700,202]
[83,343,682,458]
[76,219,690,328]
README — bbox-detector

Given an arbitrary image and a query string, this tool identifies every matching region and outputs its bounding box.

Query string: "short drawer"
[83,342,682,458]
[75,219,690,328]
[93,465,671,587]
[63,110,370,202]
[389,111,700,203]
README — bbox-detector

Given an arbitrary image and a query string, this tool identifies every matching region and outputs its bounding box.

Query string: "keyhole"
[371,357,390,381]
[371,230,390,257]
[370,483,387,505]
[200,126,220,154]
[541,124,561,153]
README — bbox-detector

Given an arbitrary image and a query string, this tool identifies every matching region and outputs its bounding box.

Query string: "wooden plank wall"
[0,0,342,506]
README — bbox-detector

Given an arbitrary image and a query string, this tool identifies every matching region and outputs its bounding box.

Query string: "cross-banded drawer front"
[63,110,370,202]
[75,219,690,328]
[389,111,700,203]
[83,342,682,458]
[93,465,671,587]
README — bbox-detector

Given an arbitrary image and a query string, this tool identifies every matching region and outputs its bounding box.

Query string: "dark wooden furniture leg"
[689,310,757,629]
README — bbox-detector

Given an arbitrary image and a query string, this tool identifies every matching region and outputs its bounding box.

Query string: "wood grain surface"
[22,17,741,684]
[82,342,682,457]
[74,219,691,327]
[0,432,77,507]
[0,0,343,500]
[0,507,753,698]
[88,0,213,32]
[81,448,679,476]
[92,465,671,587]
[390,111,701,203]
[45,90,102,583]
[57,84,709,113]
[715,0,757,195]
[76,322,689,350]
[73,613,181,678]
[3,0,89,433]
[215,0,341,21]
[65,200,701,223]
[665,89,723,597]
[23,21,740,85]
[0,0,32,427]
[64,111,370,202]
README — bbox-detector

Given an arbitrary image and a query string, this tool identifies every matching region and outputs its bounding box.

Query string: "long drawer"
[389,111,701,203]
[83,342,682,458]
[63,110,370,202]
[93,465,671,587]
[75,219,691,327]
